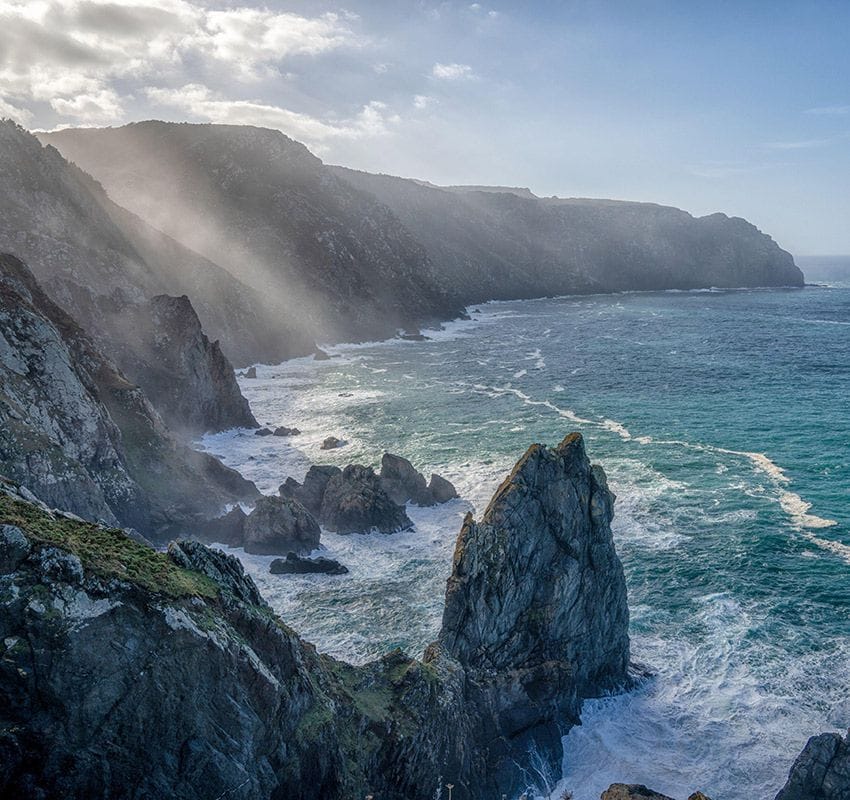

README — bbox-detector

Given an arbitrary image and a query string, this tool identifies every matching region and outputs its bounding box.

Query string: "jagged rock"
[320,465,413,534]
[320,436,345,450]
[273,426,301,437]
[380,452,432,505]
[167,540,264,607]
[428,473,458,503]
[0,253,258,540]
[270,553,348,576]
[428,432,631,795]
[254,428,274,436]
[279,466,341,517]
[202,506,247,546]
[243,366,257,378]
[774,730,850,800]
[242,495,320,555]
[379,453,458,506]
[102,294,258,435]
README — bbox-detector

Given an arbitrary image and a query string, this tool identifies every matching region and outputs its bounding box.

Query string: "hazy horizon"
[2,1,848,254]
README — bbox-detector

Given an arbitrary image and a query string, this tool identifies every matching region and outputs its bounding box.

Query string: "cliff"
[773,730,850,800]
[0,432,630,799]
[0,120,304,369]
[41,122,801,353]
[0,253,257,540]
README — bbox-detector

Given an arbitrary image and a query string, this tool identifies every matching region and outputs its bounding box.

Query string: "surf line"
[462,382,845,561]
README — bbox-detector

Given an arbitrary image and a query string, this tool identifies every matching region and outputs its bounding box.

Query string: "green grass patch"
[0,492,217,598]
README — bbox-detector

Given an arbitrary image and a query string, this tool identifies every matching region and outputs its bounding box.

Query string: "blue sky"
[1,0,848,253]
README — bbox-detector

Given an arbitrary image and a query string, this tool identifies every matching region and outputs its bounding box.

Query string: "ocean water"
[202,272,850,800]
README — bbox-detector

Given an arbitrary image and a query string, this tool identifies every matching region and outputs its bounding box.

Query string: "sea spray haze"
[204,283,850,800]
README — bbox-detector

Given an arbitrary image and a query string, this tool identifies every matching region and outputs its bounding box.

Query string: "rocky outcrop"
[270,552,349,575]
[280,464,412,534]
[426,432,631,794]
[379,452,459,506]
[0,432,631,800]
[241,495,320,555]
[774,731,850,800]
[0,253,257,540]
[280,465,341,517]
[104,294,257,435]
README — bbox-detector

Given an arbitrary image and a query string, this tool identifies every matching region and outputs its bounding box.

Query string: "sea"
[201,257,850,800]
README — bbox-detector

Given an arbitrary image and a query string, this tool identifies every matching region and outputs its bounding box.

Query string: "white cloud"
[0,1,359,122]
[0,95,33,125]
[146,83,399,147]
[432,62,475,80]
[413,94,434,110]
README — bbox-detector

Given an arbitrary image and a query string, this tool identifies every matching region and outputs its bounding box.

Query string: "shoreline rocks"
[321,436,345,450]
[379,452,459,506]
[270,552,348,575]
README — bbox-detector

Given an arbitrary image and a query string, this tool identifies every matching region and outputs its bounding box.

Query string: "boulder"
[243,366,257,378]
[0,524,30,573]
[428,473,458,503]
[273,426,301,437]
[270,553,348,576]
[280,466,342,517]
[379,453,459,506]
[242,496,320,555]
[601,786,676,800]
[380,453,432,505]
[774,730,850,800]
[320,465,412,534]
[254,428,274,436]
[320,436,345,450]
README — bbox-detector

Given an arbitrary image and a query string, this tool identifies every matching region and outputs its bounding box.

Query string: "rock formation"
[104,294,258,435]
[601,787,712,800]
[379,452,458,506]
[774,730,850,800]
[0,253,257,540]
[241,496,321,555]
[0,432,632,800]
[270,552,349,575]
[321,436,345,450]
[280,465,341,517]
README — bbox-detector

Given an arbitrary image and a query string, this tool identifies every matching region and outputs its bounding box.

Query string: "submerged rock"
[241,495,320,555]
[313,347,331,361]
[320,436,345,450]
[774,730,850,800]
[270,552,348,576]
[273,426,301,437]
[254,428,274,436]
[320,465,412,534]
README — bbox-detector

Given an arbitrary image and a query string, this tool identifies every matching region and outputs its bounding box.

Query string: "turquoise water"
[204,278,850,800]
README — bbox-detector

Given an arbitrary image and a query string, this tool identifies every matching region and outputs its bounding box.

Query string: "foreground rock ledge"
[0,433,629,800]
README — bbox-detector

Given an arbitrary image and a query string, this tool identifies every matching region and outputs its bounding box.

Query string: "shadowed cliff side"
[0,433,629,800]
[0,253,257,539]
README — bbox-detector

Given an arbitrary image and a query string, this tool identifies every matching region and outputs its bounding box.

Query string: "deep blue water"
[205,265,850,799]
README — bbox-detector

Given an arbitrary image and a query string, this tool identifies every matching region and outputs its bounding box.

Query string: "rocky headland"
[0,433,630,799]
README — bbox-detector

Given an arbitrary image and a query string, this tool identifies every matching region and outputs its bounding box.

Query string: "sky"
[1,0,848,254]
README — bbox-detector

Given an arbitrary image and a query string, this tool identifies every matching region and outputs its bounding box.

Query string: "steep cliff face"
[41,121,457,343]
[104,294,257,435]
[0,253,257,539]
[0,120,302,367]
[333,169,804,298]
[426,432,631,794]
[0,433,631,800]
